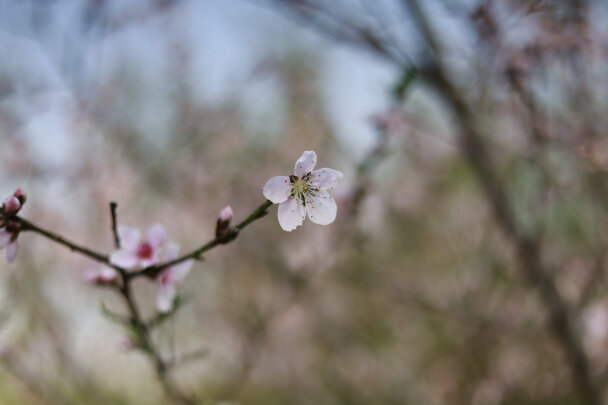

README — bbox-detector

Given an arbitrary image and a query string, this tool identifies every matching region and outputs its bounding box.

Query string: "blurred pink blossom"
[263,150,343,232]
[0,230,18,263]
[83,268,118,285]
[110,223,167,268]
[583,302,608,356]
[156,242,193,313]
[0,188,26,263]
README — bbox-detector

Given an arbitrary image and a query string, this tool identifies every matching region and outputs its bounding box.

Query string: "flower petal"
[146,223,167,249]
[306,190,337,225]
[157,282,177,313]
[170,260,193,283]
[309,168,343,190]
[110,249,139,268]
[0,230,11,249]
[162,242,192,282]
[277,197,306,232]
[263,176,292,204]
[294,150,317,177]
[140,252,161,268]
[163,242,180,262]
[2,196,21,215]
[117,226,141,250]
[6,241,17,263]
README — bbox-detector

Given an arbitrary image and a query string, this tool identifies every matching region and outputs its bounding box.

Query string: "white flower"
[263,150,343,232]
[156,242,193,313]
[109,223,167,268]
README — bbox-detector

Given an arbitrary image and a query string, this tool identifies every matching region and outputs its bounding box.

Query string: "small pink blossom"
[110,223,167,268]
[156,242,193,313]
[83,267,118,285]
[263,151,343,232]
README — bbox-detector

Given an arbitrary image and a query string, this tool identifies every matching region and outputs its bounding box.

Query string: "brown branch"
[14,200,272,281]
[5,199,275,405]
[16,216,123,271]
[129,200,273,279]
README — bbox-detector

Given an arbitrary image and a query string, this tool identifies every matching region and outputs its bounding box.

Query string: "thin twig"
[16,216,122,270]
[119,279,196,405]
[247,0,414,68]
[129,200,273,279]
[14,200,273,281]
[110,202,121,249]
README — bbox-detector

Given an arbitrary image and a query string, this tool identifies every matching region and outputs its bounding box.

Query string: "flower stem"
[235,199,273,231]
[110,202,121,249]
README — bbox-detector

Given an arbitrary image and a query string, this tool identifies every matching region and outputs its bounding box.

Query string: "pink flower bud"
[2,196,21,215]
[215,205,234,238]
[219,205,233,222]
[13,188,26,205]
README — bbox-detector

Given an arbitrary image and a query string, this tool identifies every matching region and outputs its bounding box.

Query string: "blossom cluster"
[114,223,197,312]
[0,188,26,263]
[87,205,234,312]
[86,222,194,313]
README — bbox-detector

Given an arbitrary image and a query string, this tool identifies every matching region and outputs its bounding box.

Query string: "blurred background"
[1,0,608,404]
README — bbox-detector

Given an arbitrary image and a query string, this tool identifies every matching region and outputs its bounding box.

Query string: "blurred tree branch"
[251,0,606,403]
[402,0,601,403]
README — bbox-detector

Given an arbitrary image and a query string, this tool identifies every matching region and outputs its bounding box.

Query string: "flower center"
[137,242,154,260]
[290,174,318,206]
[292,177,309,195]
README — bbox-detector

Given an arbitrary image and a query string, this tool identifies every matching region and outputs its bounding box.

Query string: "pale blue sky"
[0,0,405,174]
